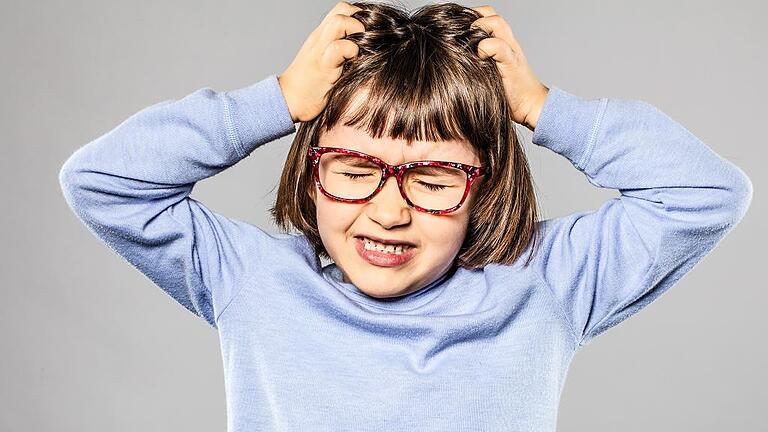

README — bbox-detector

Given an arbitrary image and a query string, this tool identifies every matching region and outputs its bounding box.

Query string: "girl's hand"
[470,6,549,131]
[278,2,365,123]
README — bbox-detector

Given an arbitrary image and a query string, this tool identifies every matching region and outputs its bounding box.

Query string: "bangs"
[317,26,502,149]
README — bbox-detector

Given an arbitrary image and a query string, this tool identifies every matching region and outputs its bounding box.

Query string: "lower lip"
[354,237,416,267]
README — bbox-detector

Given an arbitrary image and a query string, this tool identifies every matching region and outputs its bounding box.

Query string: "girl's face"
[310,123,482,299]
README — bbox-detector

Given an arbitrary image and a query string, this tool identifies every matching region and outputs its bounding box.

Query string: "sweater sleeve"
[529,86,753,348]
[58,74,297,329]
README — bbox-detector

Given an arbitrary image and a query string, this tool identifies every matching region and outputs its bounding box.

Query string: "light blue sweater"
[59,74,752,431]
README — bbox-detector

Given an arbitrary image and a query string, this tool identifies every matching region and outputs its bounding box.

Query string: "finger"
[470,5,497,17]
[320,39,360,69]
[320,13,366,45]
[322,1,363,24]
[470,14,523,55]
[306,2,362,47]
[477,37,517,66]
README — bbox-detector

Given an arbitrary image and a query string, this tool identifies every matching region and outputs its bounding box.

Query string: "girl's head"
[271,1,540,298]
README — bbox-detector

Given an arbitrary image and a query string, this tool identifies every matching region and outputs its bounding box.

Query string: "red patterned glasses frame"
[307,146,487,215]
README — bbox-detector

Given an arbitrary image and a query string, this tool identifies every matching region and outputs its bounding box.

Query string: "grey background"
[1,0,764,430]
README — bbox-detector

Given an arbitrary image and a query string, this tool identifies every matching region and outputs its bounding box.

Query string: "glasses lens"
[318,153,382,199]
[403,165,467,211]
[317,152,468,211]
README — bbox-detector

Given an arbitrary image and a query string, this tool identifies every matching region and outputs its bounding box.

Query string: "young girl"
[59,2,752,431]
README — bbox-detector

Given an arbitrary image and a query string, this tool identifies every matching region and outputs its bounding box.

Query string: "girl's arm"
[529,86,753,348]
[59,4,362,329]
[58,75,296,328]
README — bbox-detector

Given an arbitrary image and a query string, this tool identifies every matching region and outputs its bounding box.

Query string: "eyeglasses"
[308,146,487,215]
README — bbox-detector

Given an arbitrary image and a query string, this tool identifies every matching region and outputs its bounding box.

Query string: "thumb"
[320,38,360,70]
[477,37,520,68]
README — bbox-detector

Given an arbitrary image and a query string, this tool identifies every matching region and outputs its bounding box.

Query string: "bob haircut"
[270,1,542,269]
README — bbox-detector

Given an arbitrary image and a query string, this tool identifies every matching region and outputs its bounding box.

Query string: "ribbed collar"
[321,263,456,312]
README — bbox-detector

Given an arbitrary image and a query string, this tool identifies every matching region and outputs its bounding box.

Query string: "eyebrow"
[346,161,462,180]
[414,166,459,176]
[327,148,465,172]
[332,155,379,167]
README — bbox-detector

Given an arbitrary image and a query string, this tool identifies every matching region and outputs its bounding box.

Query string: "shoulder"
[235,221,321,271]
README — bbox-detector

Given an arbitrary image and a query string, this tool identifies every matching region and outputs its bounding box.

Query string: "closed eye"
[417,181,447,191]
[341,172,374,179]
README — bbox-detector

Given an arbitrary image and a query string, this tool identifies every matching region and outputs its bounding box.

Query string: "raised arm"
[59,2,365,328]
[529,87,752,348]
[58,75,296,328]
[469,6,752,348]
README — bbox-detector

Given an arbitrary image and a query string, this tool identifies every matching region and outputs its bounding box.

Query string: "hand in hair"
[470,6,549,131]
[278,2,365,123]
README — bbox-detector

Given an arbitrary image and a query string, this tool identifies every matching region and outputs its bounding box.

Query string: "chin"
[365,280,422,299]
[364,288,405,298]
[351,276,408,298]
[355,281,398,298]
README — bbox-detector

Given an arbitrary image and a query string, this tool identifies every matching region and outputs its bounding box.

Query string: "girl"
[59,2,752,431]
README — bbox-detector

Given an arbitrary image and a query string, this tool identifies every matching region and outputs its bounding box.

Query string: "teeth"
[362,237,409,255]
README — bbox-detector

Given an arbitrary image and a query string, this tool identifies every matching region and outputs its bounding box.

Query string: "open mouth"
[354,237,416,267]
[357,236,412,254]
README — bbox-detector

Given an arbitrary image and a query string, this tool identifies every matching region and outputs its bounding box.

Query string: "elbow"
[728,169,753,226]
[59,160,82,218]
[59,144,97,196]
[59,155,77,196]
[58,151,93,218]
[58,161,76,194]
[708,166,753,229]
[684,167,753,232]
[58,146,87,192]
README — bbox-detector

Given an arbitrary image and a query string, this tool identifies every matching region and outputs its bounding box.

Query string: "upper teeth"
[362,237,410,255]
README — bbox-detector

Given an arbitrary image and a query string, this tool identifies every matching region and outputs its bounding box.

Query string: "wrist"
[522,85,549,132]
[277,74,299,123]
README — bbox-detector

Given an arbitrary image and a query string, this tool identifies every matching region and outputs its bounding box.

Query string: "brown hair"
[270,1,541,269]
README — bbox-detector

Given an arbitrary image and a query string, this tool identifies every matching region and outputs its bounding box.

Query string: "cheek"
[315,197,358,239]
[415,214,469,252]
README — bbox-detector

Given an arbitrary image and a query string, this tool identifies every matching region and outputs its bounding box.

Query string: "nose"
[365,175,411,229]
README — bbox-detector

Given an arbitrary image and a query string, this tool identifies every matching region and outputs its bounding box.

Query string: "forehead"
[317,87,480,166]
[318,123,480,166]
